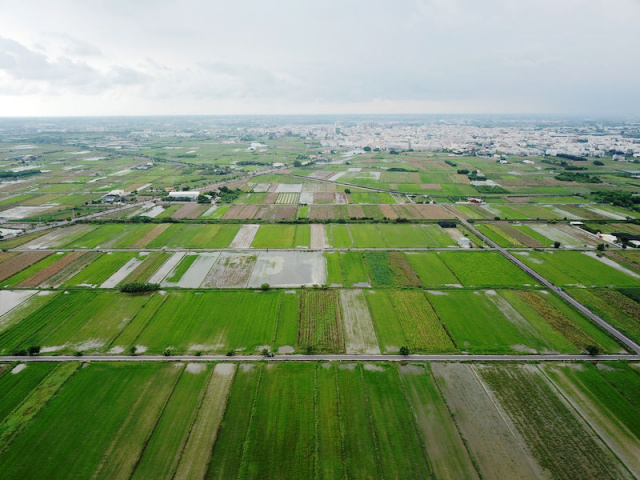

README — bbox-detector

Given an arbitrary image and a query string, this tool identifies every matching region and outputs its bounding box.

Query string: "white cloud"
[0,0,638,115]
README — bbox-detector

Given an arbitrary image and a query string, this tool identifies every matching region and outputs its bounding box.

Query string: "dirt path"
[309,224,327,249]
[339,289,380,354]
[229,225,260,249]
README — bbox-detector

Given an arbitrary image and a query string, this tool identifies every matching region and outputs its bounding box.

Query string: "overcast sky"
[0,0,639,116]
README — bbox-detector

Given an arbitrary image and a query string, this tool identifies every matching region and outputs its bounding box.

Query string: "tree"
[344,188,351,194]
[553,241,561,249]
[261,283,270,291]
[27,345,40,356]
[305,345,314,355]
[597,243,605,251]
[363,146,371,152]
[262,348,269,356]
[129,345,138,356]
[399,346,410,356]
[163,348,172,357]
[586,344,600,356]
[226,350,235,357]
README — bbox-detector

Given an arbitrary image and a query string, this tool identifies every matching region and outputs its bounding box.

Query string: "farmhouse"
[101,189,126,204]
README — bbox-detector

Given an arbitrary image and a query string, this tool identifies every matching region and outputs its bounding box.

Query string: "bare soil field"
[223,205,260,220]
[171,203,209,219]
[229,224,260,249]
[309,224,327,249]
[411,204,454,219]
[431,363,543,480]
[40,252,101,288]
[252,183,271,192]
[334,192,348,204]
[275,184,303,193]
[262,206,297,220]
[302,182,335,193]
[299,192,314,204]
[379,204,399,219]
[347,205,365,218]
[201,253,257,288]
[339,289,380,354]
[0,251,51,283]
[17,251,83,287]
[313,192,335,204]
[309,205,334,220]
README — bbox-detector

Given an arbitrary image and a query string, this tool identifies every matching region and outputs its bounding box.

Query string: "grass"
[389,290,456,353]
[361,364,432,479]
[251,225,296,248]
[365,291,408,353]
[165,254,198,283]
[173,364,236,480]
[0,363,80,453]
[522,251,640,287]
[131,364,211,480]
[123,252,170,283]
[0,362,180,480]
[328,224,352,248]
[427,290,553,354]
[324,252,343,285]
[438,251,534,286]
[567,288,640,345]
[0,363,57,421]
[480,364,625,479]
[299,289,344,353]
[364,251,394,286]
[1,253,66,287]
[63,252,137,287]
[241,363,316,479]
[293,225,310,247]
[400,364,479,480]
[405,252,460,286]
[136,290,282,354]
[340,252,370,286]
[146,224,239,248]
[207,363,262,480]
[336,364,382,478]
[274,291,299,351]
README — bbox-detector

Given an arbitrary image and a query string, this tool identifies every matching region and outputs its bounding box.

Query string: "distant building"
[101,193,125,204]
[596,233,617,244]
[168,191,200,201]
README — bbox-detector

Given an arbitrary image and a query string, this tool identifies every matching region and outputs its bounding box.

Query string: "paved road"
[2,353,639,363]
[442,205,640,355]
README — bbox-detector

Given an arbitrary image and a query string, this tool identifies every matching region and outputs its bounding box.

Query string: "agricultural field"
[1,361,638,479]
[3,119,640,478]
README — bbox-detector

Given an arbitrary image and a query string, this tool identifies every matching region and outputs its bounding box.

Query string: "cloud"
[0,36,147,94]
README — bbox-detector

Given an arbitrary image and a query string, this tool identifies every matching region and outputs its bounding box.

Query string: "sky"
[0,0,639,116]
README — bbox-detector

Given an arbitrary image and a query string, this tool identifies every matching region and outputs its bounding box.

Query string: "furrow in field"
[173,363,236,480]
[431,362,543,480]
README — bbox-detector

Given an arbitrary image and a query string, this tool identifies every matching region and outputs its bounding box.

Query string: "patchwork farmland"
[2,118,640,478]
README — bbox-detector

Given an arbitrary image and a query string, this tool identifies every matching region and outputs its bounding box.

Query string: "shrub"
[119,282,160,293]
[399,346,410,356]
[27,345,41,356]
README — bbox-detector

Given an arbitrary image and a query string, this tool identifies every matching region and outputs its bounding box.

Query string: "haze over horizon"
[1,0,639,117]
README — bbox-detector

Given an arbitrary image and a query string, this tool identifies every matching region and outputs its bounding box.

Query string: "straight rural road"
[2,353,639,363]
[443,205,640,355]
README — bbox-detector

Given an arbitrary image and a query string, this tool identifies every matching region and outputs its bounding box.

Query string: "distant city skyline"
[1,0,639,117]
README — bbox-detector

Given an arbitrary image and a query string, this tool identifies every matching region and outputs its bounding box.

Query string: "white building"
[168,191,200,201]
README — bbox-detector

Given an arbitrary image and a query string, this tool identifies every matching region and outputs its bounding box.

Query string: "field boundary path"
[442,205,640,355]
[2,353,639,362]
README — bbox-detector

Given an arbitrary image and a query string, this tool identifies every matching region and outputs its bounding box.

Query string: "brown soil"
[0,251,51,282]
[18,251,86,287]
[309,205,334,220]
[379,204,399,219]
[131,224,171,248]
